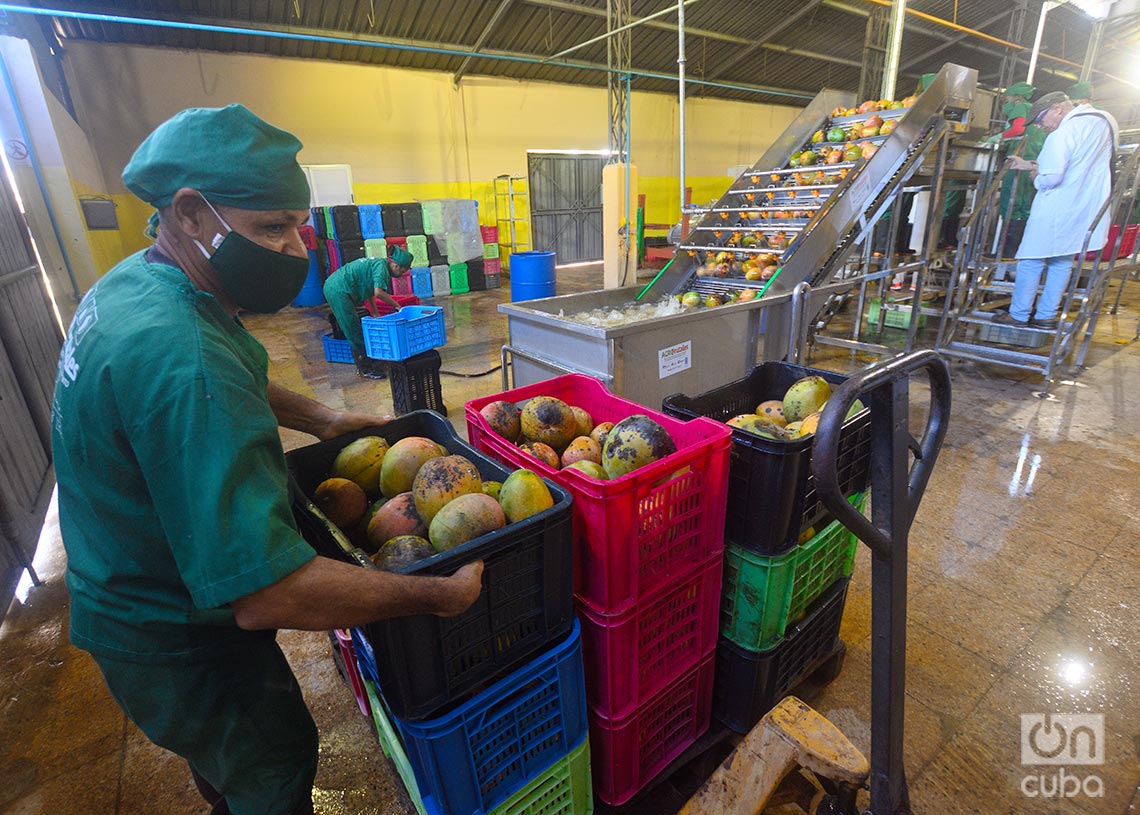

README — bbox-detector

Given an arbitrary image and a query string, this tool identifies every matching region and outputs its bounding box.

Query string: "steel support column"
[880,0,908,100]
[607,0,631,163]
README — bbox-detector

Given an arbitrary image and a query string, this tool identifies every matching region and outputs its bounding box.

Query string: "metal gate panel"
[527,153,606,264]
[0,160,60,617]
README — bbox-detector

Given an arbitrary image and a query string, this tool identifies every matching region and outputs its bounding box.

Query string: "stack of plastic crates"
[285,412,589,815]
[466,374,733,806]
[388,349,446,416]
[663,361,872,733]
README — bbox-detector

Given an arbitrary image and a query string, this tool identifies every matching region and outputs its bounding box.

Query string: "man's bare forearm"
[267,382,338,437]
[231,556,483,630]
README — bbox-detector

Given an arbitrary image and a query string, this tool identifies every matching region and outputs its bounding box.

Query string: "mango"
[312,477,368,529]
[371,535,435,571]
[601,415,677,479]
[570,406,595,438]
[520,396,578,451]
[729,414,789,441]
[366,492,427,549]
[429,493,506,552]
[564,460,607,479]
[799,412,821,436]
[412,455,483,526]
[480,400,522,442]
[331,436,390,497]
[561,436,602,468]
[589,422,615,447]
[754,400,787,426]
[380,437,445,497]
[519,441,560,469]
[782,376,832,423]
[499,469,555,523]
[482,481,503,500]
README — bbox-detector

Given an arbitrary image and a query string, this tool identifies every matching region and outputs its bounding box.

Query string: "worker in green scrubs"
[990,82,1043,257]
[323,248,413,378]
[51,105,483,815]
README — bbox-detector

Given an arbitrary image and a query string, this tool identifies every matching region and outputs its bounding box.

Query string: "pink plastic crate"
[334,629,371,718]
[392,274,415,296]
[1086,224,1139,260]
[465,375,731,615]
[367,294,419,316]
[484,257,501,275]
[577,555,721,720]
[480,224,499,243]
[386,236,408,254]
[588,653,715,806]
[299,224,317,250]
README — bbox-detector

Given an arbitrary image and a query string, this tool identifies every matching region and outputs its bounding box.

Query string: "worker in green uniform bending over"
[51,105,483,815]
[323,248,413,379]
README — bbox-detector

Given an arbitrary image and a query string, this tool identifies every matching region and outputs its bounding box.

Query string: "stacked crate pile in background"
[286,413,593,815]
[481,225,502,289]
[663,361,873,734]
[465,374,733,806]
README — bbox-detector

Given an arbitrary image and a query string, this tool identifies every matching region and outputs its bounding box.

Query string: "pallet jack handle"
[810,349,952,815]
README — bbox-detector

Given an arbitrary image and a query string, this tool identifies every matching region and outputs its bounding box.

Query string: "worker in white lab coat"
[994,91,1118,330]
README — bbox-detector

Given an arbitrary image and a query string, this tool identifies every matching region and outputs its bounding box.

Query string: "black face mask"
[194,197,310,313]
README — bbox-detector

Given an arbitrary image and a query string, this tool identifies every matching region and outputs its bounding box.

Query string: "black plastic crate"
[331,205,363,241]
[427,235,446,264]
[401,203,425,235]
[712,578,849,734]
[663,362,871,556]
[389,349,446,416]
[311,207,328,239]
[467,258,487,291]
[285,412,574,721]
[314,240,330,277]
[381,206,406,238]
[338,240,366,264]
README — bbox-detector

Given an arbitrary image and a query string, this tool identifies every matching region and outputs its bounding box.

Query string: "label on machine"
[658,340,692,379]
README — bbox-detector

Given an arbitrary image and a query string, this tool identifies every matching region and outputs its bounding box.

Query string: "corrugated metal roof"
[24,0,1133,106]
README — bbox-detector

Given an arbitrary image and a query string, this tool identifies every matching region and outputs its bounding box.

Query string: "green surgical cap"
[123,104,310,211]
[1067,81,1092,99]
[1006,82,1034,98]
[389,247,414,268]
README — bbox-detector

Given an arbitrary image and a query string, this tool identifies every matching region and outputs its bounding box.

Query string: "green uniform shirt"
[322,258,392,352]
[51,250,316,664]
[327,257,391,303]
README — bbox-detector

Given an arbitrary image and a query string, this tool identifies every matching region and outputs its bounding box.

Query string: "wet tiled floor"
[3,265,1140,813]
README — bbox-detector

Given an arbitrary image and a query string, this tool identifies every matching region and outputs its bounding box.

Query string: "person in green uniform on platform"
[990,82,1045,258]
[1067,81,1094,106]
[50,105,483,815]
[323,249,412,379]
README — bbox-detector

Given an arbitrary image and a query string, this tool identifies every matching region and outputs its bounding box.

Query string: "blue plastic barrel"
[510,251,556,302]
[292,251,325,307]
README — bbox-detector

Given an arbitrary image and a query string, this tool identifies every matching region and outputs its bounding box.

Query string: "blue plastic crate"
[359,204,385,239]
[322,332,354,364]
[412,268,434,298]
[362,305,446,361]
[390,621,588,815]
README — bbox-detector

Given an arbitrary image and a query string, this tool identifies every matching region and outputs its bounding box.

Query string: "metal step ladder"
[935,141,1140,387]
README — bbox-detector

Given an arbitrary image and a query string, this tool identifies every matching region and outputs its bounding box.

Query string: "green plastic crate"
[364,238,388,259]
[364,678,593,815]
[483,241,500,259]
[866,298,925,330]
[721,493,866,652]
[449,263,470,295]
[364,678,428,815]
